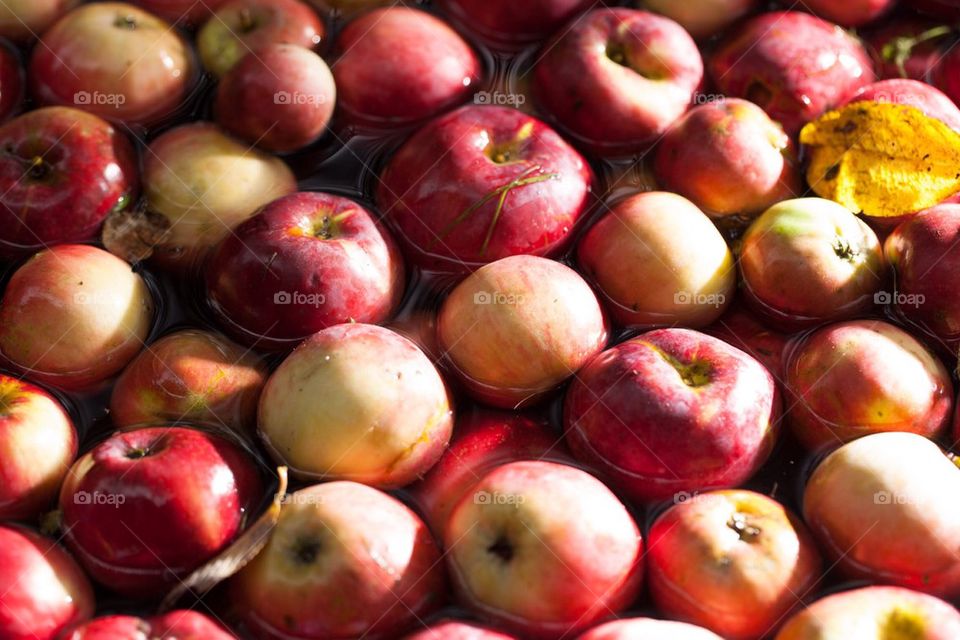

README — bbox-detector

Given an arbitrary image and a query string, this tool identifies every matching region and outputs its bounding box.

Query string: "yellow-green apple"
[801,0,897,27]
[776,586,960,639]
[377,106,592,272]
[437,255,607,408]
[30,3,197,126]
[205,192,405,351]
[648,490,822,640]
[109,329,268,434]
[230,481,445,640]
[258,323,453,487]
[564,328,780,502]
[197,0,324,78]
[445,460,642,638]
[215,44,336,153]
[576,191,735,328]
[59,425,263,595]
[0,374,77,520]
[638,0,758,39]
[784,319,953,451]
[0,0,80,42]
[533,8,703,154]
[654,99,802,219]
[63,611,234,639]
[332,7,480,126]
[143,122,296,271]
[704,303,790,379]
[0,107,137,257]
[0,524,94,640]
[804,432,960,597]
[440,0,594,46]
[738,198,884,330]
[709,11,875,135]
[404,620,518,639]
[0,244,154,390]
[576,618,723,640]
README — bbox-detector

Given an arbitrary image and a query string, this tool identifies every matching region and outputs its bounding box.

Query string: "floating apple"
[576,191,735,328]
[440,0,593,46]
[564,328,780,502]
[801,0,897,27]
[577,618,723,640]
[133,0,229,25]
[639,0,759,39]
[0,0,80,42]
[63,611,234,640]
[258,323,453,487]
[230,481,445,639]
[446,460,643,638]
[0,244,154,390]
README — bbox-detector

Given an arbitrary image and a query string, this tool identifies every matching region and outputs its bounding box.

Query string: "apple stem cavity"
[0,378,21,415]
[832,236,861,262]
[727,513,762,542]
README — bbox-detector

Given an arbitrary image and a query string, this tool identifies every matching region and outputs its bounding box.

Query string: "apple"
[865,18,949,82]
[709,11,876,135]
[804,431,960,597]
[0,374,77,520]
[0,0,80,42]
[884,203,960,352]
[440,0,594,46]
[132,0,229,25]
[230,481,445,639]
[404,620,517,640]
[445,460,642,638]
[197,0,324,78]
[933,46,960,123]
[0,42,22,122]
[333,7,480,126]
[841,79,960,131]
[0,107,137,257]
[205,192,405,350]
[648,490,822,640]
[654,99,802,219]
[800,0,896,26]
[704,303,790,379]
[564,328,780,502]
[576,618,723,640]
[0,525,94,640]
[377,105,592,272]
[784,319,953,451]
[110,328,269,434]
[59,425,263,595]
[639,0,759,39]
[30,2,197,126]
[0,244,155,390]
[437,255,607,408]
[776,586,960,640]
[63,611,234,640]
[577,191,735,328]
[259,323,453,487]
[532,8,703,154]
[738,198,885,330]
[215,43,336,153]
[409,408,569,537]
[142,122,296,271]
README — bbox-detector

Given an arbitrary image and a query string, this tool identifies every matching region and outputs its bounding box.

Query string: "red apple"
[205,192,405,350]
[709,11,876,135]
[258,323,453,487]
[0,244,155,390]
[776,586,960,640]
[230,481,445,640]
[804,432,960,597]
[63,611,234,640]
[0,374,77,520]
[865,18,949,82]
[784,319,953,451]
[132,0,229,25]
[842,79,960,131]
[884,203,960,352]
[800,0,896,26]
[640,0,758,39]
[648,490,822,640]
[333,7,480,126]
[30,2,197,126]
[577,191,735,328]
[404,620,518,640]
[437,255,608,408]
[0,107,137,257]
[576,618,723,640]
[110,328,269,434]
[0,41,22,122]
[704,303,790,379]
[738,198,885,330]
[197,0,324,78]
[0,524,94,640]
[445,460,642,638]
[409,408,568,537]
[377,105,592,272]
[654,99,802,218]
[533,8,703,154]
[933,46,960,134]
[564,328,780,502]
[215,44,336,153]
[0,0,80,42]
[143,122,296,271]
[440,0,593,46]
[59,425,263,595]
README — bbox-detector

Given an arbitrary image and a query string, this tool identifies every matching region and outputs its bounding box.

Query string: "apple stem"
[882,26,955,78]
[728,514,761,542]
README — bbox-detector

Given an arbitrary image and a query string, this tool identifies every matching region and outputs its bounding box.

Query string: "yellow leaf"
[799,101,960,217]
